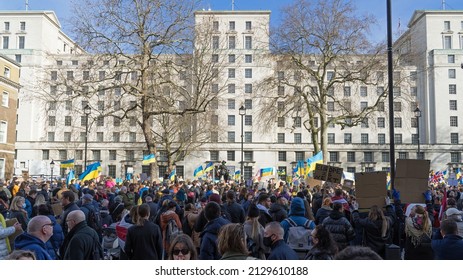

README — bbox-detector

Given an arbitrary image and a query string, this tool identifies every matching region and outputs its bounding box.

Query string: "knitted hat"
[208,193,221,204]
[446,207,462,216]
[247,203,259,218]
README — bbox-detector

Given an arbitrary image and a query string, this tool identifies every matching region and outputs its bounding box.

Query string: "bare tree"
[256,0,387,161]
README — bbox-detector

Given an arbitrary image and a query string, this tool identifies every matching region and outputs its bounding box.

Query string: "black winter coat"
[61,221,102,260]
[124,220,163,260]
[268,203,288,222]
[223,201,245,224]
[322,211,355,250]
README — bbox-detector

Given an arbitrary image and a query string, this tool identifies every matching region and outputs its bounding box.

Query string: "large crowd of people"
[0,175,462,260]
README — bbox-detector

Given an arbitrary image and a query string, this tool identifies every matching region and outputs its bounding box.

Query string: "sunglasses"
[172,249,190,255]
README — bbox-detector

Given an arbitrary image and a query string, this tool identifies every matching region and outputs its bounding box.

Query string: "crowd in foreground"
[0,176,463,260]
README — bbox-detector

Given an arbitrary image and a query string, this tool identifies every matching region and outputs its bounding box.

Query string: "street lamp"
[239,105,246,183]
[50,159,55,181]
[414,107,421,159]
[84,104,91,169]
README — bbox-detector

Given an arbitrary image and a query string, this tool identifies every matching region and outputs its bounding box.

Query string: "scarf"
[405,215,431,247]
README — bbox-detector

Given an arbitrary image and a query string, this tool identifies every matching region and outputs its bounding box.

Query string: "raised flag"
[306,151,323,174]
[169,169,176,181]
[260,167,274,177]
[142,154,156,165]
[79,162,102,182]
[204,162,214,172]
[234,170,241,180]
[193,165,204,178]
[60,159,75,168]
[66,169,75,186]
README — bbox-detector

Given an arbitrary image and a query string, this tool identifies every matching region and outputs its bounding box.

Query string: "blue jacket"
[199,217,230,260]
[267,239,299,260]
[432,234,463,260]
[14,232,52,260]
[46,215,64,259]
[280,197,315,241]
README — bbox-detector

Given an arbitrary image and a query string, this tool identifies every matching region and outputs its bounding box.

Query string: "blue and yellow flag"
[204,162,214,172]
[260,167,274,177]
[66,169,75,186]
[193,165,204,178]
[234,170,241,180]
[60,159,75,168]
[297,161,306,177]
[142,154,156,165]
[79,162,102,182]
[169,169,176,181]
[306,151,323,174]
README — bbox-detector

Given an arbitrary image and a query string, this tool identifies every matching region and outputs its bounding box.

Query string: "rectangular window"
[278,151,287,161]
[245,36,252,49]
[344,133,352,144]
[245,132,252,143]
[79,132,86,142]
[4,22,9,31]
[364,152,374,163]
[295,151,305,162]
[361,118,369,128]
[448,54,455,63]
[398,152,408,159]
[97,116,104,126]
[347,152,355,162]
[361,133,369,144]
[228,131,235,143]
[377,87,385,96]
[42,150,49,160]
[211,54,219,63]
[125,150,134,161]
[244,99,253,110]
[360,101,368,110]
[228,54,235,63]
[393,87,401,96]
[327,102,335,112]
[64,116,71,126]
[329,152,339,162]
[244,151,253,162]
[444,21,451,30]
[450,100,458,110]
[211,115,218,126]
[449,84,457,94]
[47,132,55,142]
[129,132,136,142]
[277,117,285,127]
[67,71,74,80]
[0,121,6,143]
[378,133,386,144]
[18,36,25,49]
[277,133,285,143]
[59,150,67,160]
[327,71,334,81]
[377,117,385,128]
[378,102,385,112]
[213,21,219,31]
[113,132,120,142]
[108,150,117,161]
[48,116,56,126]
[245,21,252,30]
[210,151,219,162]
[382,152,390,162]
[410,87,417,96]
[451,133,459,144]
[393,102,402,111]
[2,92,8,107]
[96,132,104,142]
[2,36,8,49]
[15,54,21,63]
[444,35,452,49]
[344,86,351,97]
[227,115,235,126]
[328,133,335,144]
[245,69,252,78]
[394,133,403,144]
[228,84,235,93]
[412,134,418,144]
[212,36,219,49]
[229,21,235,31]
[245,84,252,94]
[294,133,302,143]
[450,116,458,127]
[451,152,461,163]
[449,69,456,79]
[229,36,235,49]
[394,117,402,128]
[228,99,235,109]
[227,151,235,161]
[245,115,252,126]
[245,54,252,63]
[347,167,356,173]
[360,86,368,97]
[228,68,235,78]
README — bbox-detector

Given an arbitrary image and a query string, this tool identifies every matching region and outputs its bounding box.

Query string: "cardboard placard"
[313,164,343,184]
[395,159,430,179]
[51,203,63,217]
[355,172,387,208]
[327,166,343,184]
[313,164,329,181]
[306,177,323,189]
[394,159,430,203]
[5,218,23,248]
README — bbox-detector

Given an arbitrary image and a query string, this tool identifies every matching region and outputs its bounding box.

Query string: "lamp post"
[386,0,396,189]
[414,107,421,159]
[84,104,91,169]
[50,159,55,181]
[239,105,246,183]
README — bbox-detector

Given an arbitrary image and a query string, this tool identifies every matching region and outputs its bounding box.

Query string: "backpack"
[83,205,102,234]
[165,218,181,244]
[285,217,313,250]
[181,214,193,237]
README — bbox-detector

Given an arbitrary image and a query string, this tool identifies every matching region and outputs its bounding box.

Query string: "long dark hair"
[312,224,338,255]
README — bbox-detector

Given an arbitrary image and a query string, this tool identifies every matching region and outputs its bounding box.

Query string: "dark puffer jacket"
[199,217,230,260]
[269,203,288,222]
[322,210,355,250]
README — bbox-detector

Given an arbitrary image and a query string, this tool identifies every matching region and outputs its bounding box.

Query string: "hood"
[329,210,345,220]
[14,232,47,249]
[269,203,286,213]
[289,197,305,216]
[201,217,229,236]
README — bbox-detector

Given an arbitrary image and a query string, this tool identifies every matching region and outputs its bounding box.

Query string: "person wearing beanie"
[244,203,269,259]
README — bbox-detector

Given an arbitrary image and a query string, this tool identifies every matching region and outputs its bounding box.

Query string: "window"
[245,21,252,30]
[15,54,21,63]
[347,152,355,162]
[2,92,8,107]
[125,150,134,161]
[244,99,253,110]
[245,69,252,78]
[213,21,219,31]
[398,152,408,160]
[393,87,401,96]
[79,132,85,142]
[361,118,369,128]
[444,36,452,49]
[382,152,390,162]
[228,84,235,93]
[364,152,374,162]
[377,117,385,128]
[450,116,458,127]
[129,116,136,126]
[378,133,386,144]
[347,167,356,173]
[211,115,218,126]
[277,117,285,127]
[328,133,335,144]
[277,71,285,80]
[377,87,385,96]
[210,151,219,161]
[377,102,385,112]
[393,102,402,111]
[210,131,218,142]
[64,116,71,126]
[295,151,305,161]
[227,151,235,161]
[228,54,235,63]
[211,54,219,63]
[412,134,418,144]
[48,116,56,126]
[327,102,334,112]
[129,132,136,142]
[47,132,55,142]
[451,133,459,144]
[444,21,451,31]
[58,150,67,161]
[228,68,235,78]
[449,84,457,94]
[410,87,417,96]
[4,22,9,31]
[394,117,402,128]
[0,121,6,143]
[344,133,352,144]
[245,36,252,49]
[113,116,121,127]
[42,150,49,160]
[394,133,402,144]
[361,133,369,144]
[360,101,368,110]
[244,151,253,162]
[97,116,104,126]
[228,99,235,109]
[360,86,368,97]
[344,86,351,96]
[212,36,219,49]
[277,133,285,143]
[449,69,456,79]
[245,115,252,126]
[2,36,8,49]
[245,132,252,143]
[451,152,461,163]
[329,152,339,162]
[228,131,235,142]
[229,36,235,49]
[327,71,335,81]
[294,133,302,143]
[96,132,104,142]
[448,55,455,63]
[18,36,25,49]
[244,84,252,94]
[278,151,287,161]
[227,115,235,126]
[113,132,120,142]
[450,100,458,110]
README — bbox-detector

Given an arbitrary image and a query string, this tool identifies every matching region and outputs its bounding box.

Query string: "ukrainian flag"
[234,170,241,180]
[169,169,176,181]
[60,159,75,168]
[66,169,75,186]
[79,162,102,182]
[456,168,462,180]
[142,154,156,165]
[306,151,323,174]
[204,162,214,172]
[260,167,274,177]
[297,161,306,177]
[193,165,204,178]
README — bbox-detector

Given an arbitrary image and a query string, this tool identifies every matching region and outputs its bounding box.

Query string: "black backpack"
[83,205,102,233]
[182,214,193,237]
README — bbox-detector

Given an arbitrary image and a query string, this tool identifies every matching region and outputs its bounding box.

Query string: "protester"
[199,201,230,260]
[403,205,433,260]
[218,223,258,260]
[9,196,29,231]
[6,249,36,260]
[445,208,463,237]
[13,215,53,260]
[168,234,197,260]
[256,194,273,227]
[335,246,382,260]
[244,203,268,259]
[0,217,22,260]
[59,191,80,236]
[264,221,299,260]
[322,202,355,251]
[269,196,288,222]
[304,224,338,260]
[315,198,332,225]
[223,190,245,224]
[432,219,463,260]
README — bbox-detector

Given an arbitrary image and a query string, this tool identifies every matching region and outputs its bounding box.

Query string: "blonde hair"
[322,197,332,207]
[34,194,46,207]
[10,196,25,211]
[368,205,388,238]
[414,205,431,232]
[217,223,248,255]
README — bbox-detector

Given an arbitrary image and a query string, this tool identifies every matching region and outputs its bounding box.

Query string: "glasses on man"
[42,223,54,228]
[172,249,190,255]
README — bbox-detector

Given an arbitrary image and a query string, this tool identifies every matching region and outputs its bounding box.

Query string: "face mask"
[263,236,273,247]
